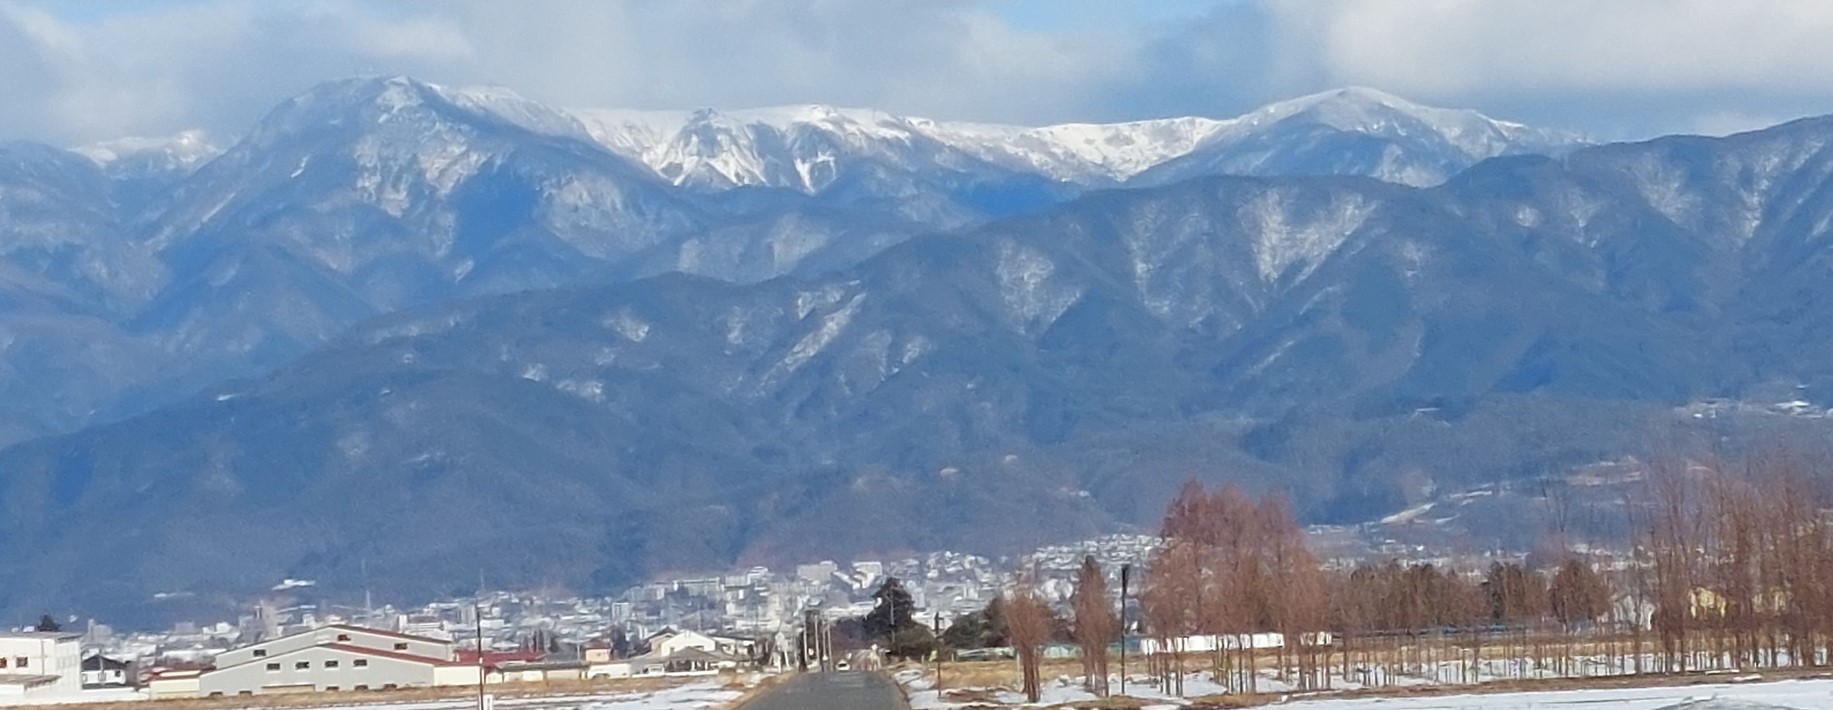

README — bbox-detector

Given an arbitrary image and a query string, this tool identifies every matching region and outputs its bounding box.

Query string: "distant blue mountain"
[0,99,1825,623]
[26,78,1825,621]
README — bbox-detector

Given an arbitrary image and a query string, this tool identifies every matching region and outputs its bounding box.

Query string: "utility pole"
[1119,564,1130,696]
[933,611,943,693]
[474,603,488,710]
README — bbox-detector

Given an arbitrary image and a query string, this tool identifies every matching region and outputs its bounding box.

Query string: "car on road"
[835,659,850,671]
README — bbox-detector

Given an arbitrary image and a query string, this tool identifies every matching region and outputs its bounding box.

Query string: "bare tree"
[1071,555,1118,696]
[1550,559,1611,628]
[1002,580,1055,703]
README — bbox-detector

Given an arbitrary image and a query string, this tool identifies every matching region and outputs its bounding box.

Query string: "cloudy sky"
[6,0,1833,146]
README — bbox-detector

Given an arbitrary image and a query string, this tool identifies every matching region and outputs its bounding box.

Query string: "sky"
[6,0,1833,146]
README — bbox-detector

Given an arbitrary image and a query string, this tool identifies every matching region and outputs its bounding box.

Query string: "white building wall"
[216,627,452,670]
[0,635,82,697]
[430,665,482,687]
[80,668,129,686]
[198,646,439,696]
[654,631,716,656]
[586,661,632,679]
[146,674,202,699]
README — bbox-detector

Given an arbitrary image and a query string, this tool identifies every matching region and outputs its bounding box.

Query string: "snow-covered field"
[902,671,1833,710]
[180,683,742,710]
[1279,680,1833,710]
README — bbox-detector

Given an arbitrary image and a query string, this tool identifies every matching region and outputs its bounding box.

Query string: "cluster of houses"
[0,624,760,705]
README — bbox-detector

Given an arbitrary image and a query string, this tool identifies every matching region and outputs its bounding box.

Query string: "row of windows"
[254,641,409,658]
[0,657,28,668]
[264,659,370,671]
[206,684,401,697]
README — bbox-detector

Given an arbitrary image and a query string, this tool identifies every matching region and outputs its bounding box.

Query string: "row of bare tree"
[1637,457,1833,673]
[993,459,1833,701]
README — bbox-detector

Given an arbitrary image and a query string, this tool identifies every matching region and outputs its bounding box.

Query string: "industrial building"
[0,632,82,705]
[181,625,480,697]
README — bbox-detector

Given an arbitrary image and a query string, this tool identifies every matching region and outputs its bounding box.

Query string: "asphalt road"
[742,671,910,710]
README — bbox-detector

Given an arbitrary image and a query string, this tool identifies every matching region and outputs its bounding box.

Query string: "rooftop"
[0,632,81,640]
[0,674,61,687]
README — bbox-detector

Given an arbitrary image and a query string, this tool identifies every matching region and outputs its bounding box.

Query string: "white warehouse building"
[181,625,479,697]
[0,632,82,705]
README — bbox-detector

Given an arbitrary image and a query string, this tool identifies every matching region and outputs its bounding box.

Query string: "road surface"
[743,671,909,710]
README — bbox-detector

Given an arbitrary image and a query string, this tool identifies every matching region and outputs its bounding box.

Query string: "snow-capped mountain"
[1133,87,1584,188]
[130,76,703,368]
[75,129,221,180]
[20,75,1833,621]
[75,130,223,213]
[0,142,161,311]
[16,111,1833,623]
[0,78,1597,450]
[569,86,1581,192]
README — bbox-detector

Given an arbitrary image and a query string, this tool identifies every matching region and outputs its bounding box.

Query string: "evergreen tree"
[863,577,932,658]
[941,598,1006,649]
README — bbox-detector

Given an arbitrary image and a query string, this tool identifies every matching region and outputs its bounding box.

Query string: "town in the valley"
[0,474,1628,708]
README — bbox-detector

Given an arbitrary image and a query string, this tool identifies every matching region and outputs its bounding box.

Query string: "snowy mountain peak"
[568,86,1582,190]
[432,84,595,142]
[75,130,219,170]
[251,75,590,142]
[1239,86,1584,160]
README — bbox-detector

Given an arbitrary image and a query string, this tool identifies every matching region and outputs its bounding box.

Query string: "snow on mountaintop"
[432,84,597,142]
[237,76,594,150]
[75,130,220,170]
[1237,86,1581,159]
[569,87,1582,192]
[573,103,1227,187]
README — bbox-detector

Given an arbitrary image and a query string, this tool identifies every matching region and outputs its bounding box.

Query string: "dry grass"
[930,658,1094,692]
[45,675,717,710]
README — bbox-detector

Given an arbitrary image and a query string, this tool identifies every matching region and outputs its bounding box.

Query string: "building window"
[337,634,351,642]
[0,658,8,668]
[354,659,369,668]
[326,686,339,692]
[296,661,310,670]
[324,660,339,668]
[253,649,267,657]
[15,658,25,668]
[393,643,408,651]
[266,663,280,672]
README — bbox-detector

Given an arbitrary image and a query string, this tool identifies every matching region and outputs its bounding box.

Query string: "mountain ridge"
[568,84,1584,190]
[8,110,1833,621]
[0,77,1587,447]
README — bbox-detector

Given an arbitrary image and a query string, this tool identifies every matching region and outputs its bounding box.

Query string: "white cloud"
[1284,0,1833,95]
[4,0,1833,146]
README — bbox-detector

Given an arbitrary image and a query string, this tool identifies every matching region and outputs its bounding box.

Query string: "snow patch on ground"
[1241,189,1372,282]
[905,672,1833,710]
[254,682,742,710]
[995,239,1081,333]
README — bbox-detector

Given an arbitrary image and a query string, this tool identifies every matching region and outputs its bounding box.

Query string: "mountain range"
[7,77,1830,622]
